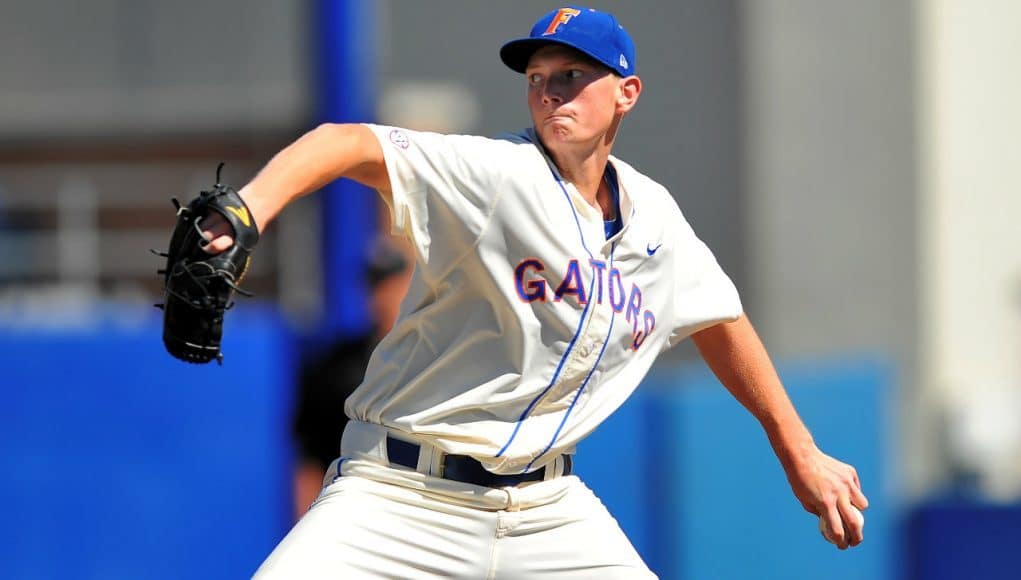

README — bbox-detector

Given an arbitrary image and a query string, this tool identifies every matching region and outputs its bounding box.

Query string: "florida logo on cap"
[543,7,581,36]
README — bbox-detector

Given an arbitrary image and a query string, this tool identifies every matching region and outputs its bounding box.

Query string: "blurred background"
[1,0,1018,578]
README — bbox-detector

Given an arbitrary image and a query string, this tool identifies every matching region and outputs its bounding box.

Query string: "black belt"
[385,436,573,488]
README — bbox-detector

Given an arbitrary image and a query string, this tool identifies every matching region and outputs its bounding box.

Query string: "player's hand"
[784,444,869,550]
[199,212,236,254]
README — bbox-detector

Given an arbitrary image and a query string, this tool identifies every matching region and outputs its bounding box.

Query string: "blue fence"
[906,498,1021,580]
[2,310,1019,579]
[0,305,295,579]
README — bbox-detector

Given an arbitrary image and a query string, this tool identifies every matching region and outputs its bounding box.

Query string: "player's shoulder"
[610,155,682,215]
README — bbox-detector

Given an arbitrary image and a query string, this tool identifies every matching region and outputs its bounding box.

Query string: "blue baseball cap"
[500,6,636,77]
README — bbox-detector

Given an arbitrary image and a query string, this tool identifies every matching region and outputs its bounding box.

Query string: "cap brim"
[500,38,559,73]
[500,37,621,75]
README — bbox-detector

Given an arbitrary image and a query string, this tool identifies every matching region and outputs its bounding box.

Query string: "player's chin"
[537,124,577,146]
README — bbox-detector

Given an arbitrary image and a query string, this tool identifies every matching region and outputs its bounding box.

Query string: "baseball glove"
[154,163,259,364]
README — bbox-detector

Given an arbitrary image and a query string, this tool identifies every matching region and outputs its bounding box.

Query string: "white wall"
[919,0,1021,499]
[741,0,922,492]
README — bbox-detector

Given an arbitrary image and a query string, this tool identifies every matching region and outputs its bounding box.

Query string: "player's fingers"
[845,464,866,498]
[838,463,869,510]
[201,234,235,254]
[850,465,862,490]
[198,214,235,254]
[823,503,848,549]
[838,497,865,547]
[849,481,869,511]
[199,213,232,237]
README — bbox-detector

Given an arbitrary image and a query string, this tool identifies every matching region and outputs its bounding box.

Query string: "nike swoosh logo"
[646,243,662,256]
[225,206,251,228]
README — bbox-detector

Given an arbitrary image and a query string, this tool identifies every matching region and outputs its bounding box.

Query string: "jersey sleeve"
[363,124,507,276]
[666,209,744,347]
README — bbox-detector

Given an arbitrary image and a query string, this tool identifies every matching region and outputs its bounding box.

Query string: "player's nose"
[537,80,564,105]
[541,87,564,105]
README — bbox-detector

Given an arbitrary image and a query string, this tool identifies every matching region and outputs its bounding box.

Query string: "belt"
[385,436,572,488]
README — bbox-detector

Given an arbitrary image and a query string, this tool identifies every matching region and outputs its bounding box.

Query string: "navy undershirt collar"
[603,164,623,239]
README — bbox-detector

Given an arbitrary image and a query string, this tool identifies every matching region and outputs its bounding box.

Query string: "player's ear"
[616,75,642,113]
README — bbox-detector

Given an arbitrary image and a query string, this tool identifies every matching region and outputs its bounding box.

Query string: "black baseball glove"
[154,163,260,364]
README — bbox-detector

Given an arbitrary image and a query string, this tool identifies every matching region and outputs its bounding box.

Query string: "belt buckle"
[387,433,571,487]
[441,454,548,488]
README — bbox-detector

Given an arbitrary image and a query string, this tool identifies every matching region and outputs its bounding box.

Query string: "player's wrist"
[765,419,816,473]
[238,184,270,234]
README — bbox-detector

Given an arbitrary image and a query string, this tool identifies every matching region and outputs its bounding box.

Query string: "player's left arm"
[690,313,869,550]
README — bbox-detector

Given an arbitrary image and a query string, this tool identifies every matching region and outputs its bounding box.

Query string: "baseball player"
[200,6,868,578]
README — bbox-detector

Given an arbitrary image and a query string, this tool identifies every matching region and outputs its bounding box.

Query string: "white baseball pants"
[253,423,655,579]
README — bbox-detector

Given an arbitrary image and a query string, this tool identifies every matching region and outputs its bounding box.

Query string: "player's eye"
[528,73,543,85]
[565,69,584,80]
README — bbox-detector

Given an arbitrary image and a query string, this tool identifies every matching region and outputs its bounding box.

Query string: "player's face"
[525,46,637,152]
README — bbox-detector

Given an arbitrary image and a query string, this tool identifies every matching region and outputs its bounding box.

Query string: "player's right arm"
[691,315,869,549]
[202,123,390,252]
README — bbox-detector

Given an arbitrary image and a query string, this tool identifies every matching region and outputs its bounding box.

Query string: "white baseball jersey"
[346,124,742,475]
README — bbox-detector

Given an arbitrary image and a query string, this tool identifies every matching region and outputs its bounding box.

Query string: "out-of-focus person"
[290,234,412,517]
